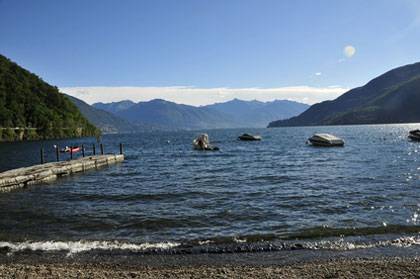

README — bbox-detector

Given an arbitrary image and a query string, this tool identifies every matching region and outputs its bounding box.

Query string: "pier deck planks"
[0,155,124,192]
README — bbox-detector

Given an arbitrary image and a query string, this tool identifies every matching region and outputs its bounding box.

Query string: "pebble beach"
[1,258,420,278]
[1,249,420,279]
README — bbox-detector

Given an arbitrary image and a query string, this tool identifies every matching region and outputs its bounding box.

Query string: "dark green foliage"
[268,62,420,127]
[0,54,101,141]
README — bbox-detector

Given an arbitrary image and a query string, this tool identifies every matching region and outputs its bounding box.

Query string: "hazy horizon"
[61,85,348,107]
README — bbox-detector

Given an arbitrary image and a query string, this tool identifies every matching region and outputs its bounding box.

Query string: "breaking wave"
[1,235,420,256]
[0,240,180,256]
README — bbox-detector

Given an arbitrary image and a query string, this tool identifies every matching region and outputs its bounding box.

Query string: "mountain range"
[65,95,172,133]
[268,62,420,127]
[95,99,238,130]
[92,99,309,130]
[5,52,420,138]
[204,99,309,127]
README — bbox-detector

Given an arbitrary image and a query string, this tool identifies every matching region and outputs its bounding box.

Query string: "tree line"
[0,54,101,141]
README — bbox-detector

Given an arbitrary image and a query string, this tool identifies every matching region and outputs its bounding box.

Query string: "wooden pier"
[0,154,124,193]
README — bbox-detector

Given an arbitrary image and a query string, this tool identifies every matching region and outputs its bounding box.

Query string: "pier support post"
[82,145,85,157]
[56,147,59,162]
[93,144,96,155]
[100,144,104,155]
[41,148,44,164]
[70,146,73,160]
[120,143,123,155]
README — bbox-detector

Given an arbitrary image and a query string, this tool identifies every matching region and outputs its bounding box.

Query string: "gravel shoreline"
[1,258,420,278]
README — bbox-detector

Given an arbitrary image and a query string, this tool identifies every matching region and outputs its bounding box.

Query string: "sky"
[1,0,420,106]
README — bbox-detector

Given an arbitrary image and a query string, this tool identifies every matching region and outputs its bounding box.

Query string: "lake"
[1,124,420,258]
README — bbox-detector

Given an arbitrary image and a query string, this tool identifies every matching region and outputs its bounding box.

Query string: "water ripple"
[0,125,420,246]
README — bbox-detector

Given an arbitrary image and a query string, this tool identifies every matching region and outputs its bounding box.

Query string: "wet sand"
[1,253,419,279]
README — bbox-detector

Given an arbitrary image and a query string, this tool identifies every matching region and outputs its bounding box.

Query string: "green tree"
[0,54,101,141]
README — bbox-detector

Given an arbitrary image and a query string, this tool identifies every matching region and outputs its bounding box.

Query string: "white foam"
[303,240,376,251]
[233,237,247,243]
[0,240,180,256]
[198,240,214,245]
[302,235,420,251]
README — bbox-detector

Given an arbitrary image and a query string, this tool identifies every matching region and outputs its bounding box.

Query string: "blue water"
[1,124,420,255]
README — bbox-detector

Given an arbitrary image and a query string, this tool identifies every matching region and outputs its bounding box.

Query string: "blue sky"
[1,0,420,105]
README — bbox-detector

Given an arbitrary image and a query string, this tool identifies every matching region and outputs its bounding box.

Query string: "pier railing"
[40,143,124,164]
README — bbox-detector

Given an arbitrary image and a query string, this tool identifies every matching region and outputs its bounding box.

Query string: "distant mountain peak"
[147,99,173,104]
[92,100,136,114]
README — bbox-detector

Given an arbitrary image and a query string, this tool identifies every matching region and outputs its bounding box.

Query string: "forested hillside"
[268,62,420,127]
[0,54,100,141]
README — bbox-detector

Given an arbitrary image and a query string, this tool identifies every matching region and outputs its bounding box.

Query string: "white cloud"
[315,72,322,76]
[60,85,349,106]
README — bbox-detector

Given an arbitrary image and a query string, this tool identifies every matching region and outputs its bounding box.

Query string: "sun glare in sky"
[344,45,356,57]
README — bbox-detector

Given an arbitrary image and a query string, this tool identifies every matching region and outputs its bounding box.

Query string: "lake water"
[1,124,420,258]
